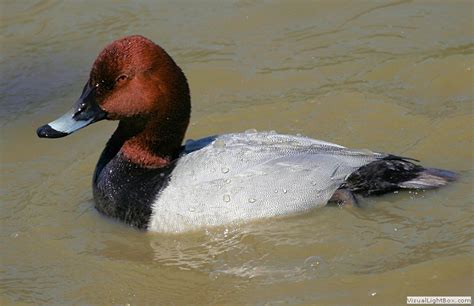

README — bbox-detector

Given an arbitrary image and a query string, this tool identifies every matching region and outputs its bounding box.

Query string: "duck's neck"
[116,115,188,168]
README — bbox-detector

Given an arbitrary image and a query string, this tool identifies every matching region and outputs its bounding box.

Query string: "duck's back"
[149,132,384,232]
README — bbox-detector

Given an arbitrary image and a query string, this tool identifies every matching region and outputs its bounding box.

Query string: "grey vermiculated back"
[148,132,385,232]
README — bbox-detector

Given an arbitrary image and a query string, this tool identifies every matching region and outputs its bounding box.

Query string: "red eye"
[116,74,128,83]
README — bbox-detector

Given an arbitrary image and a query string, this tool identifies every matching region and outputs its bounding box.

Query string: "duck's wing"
[178,132,386,183]
[149,132,385,232]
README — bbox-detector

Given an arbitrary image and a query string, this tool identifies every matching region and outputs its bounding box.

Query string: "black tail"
[343,156,458,197]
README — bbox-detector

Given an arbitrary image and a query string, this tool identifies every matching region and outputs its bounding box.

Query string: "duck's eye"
[115,74,128,83]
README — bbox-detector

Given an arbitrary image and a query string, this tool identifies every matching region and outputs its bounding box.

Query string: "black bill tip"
[36,124,69,138]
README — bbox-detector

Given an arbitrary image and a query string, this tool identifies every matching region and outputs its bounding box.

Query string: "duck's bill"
[37,82,106,138]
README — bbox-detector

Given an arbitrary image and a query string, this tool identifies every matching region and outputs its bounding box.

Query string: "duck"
[37,35,457,233]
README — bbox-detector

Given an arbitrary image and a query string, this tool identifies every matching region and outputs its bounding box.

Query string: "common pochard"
[37,35,457,232]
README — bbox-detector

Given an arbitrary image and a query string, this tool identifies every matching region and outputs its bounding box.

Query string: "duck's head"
[37,35,190,166]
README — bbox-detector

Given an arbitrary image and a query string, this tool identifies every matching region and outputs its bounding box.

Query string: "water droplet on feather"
[213,140,226,148]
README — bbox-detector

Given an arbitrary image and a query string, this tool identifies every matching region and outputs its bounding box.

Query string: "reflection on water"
[1,0,473,304]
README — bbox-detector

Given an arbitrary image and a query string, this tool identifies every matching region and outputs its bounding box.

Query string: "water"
[1,1,473,304]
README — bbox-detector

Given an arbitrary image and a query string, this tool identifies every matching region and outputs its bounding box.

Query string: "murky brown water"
[1,0,473,304]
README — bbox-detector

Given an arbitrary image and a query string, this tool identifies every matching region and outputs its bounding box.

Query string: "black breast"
[93,153,175,229]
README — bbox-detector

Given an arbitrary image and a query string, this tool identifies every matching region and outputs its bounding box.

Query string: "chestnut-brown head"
[37,35,191,165]
[91,35,190,121]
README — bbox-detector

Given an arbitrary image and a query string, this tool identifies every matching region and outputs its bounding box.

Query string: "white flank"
[148,132,384,233]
